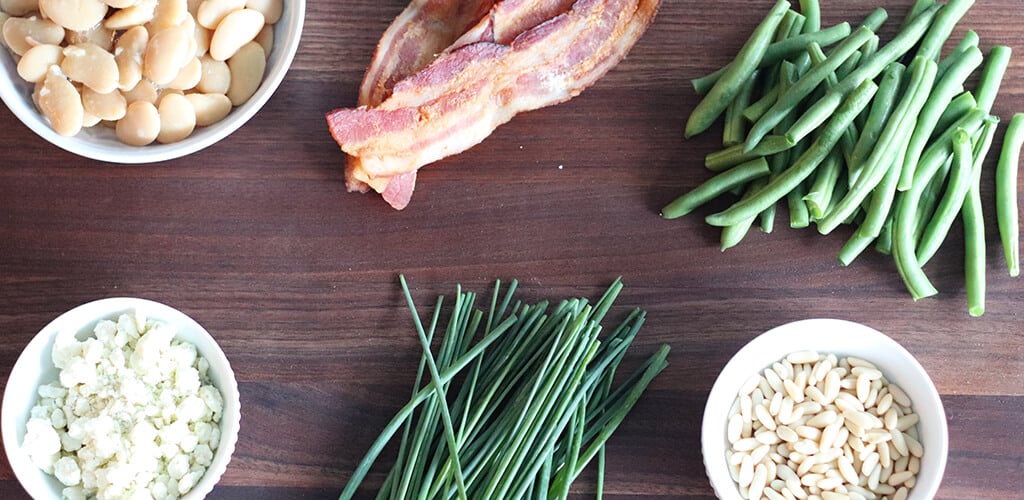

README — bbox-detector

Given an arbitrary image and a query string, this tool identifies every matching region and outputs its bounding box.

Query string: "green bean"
[744,26,875,151]
[855,158,901,240]
[804,149,842,219]
[685,0,791,138]
[721,179,764,251]
[662,158,771,219]
[898,46,983,191]
[743,85,781,123]
[817,57,937,235]
[832,4,940,96]
[707,79,877,227]
[963,129,988,317]
[776,10,806,44]
[838,232,874,266]
[786,92,842,145]
[974,45,1012,114]
[690,22,852,95]
[849,62,905,179]
[798,0,820,32]
[891,110,987,300]
[859,7,888,32]
[724,71,760,147]
[759,203,776,233]
[916,128,977,266]
[915,0,975,62]
[835,49,864,82]
[900,0,935,29]
[935,30,979,80]
[787,141,812,228]
[876,216,894,255]
[997,113,1024,277]
[933,91,976,138]
[706,135,795,172]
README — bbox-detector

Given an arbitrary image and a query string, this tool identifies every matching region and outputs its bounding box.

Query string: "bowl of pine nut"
[701,319,948,500]
[0,0,304,163]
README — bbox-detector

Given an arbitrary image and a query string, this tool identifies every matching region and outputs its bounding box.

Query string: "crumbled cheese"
[23,312,224,500]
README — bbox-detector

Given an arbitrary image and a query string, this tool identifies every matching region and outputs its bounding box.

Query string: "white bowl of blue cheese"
[1,298,240,499]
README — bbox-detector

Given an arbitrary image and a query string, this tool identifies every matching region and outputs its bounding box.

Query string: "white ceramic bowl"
[702,318,948,500]
[1,297,241,499]
[0,2,304,163]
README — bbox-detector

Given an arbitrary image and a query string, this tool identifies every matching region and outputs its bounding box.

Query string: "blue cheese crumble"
[22,311,224,499]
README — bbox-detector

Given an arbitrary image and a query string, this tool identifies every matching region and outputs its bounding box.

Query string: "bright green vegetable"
[799,0,821,32]
[898,45,983,191]
[935,30,979,79]
[685,0,790,138]
[859,7,888,32]
[662,158,771,219]
[705,135,795,172]
[339,278,669,500]
[817,57,937,236]
[963,122,992,316]
[917,122,995,266]
[848,62,905,181]
[914,0,975,61]
[724,71,760,147]
[707,80,877,227]
[974,45,1012,114]
[997,113,1024,277]
[900,0,935,29]
[744,26,875,150]
[804,149,843,219]
[690,22,851,95]
[933,91,977,138]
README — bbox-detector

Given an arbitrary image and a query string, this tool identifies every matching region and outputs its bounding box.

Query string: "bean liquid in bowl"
[0,0,282,145]
[726,351,923,500]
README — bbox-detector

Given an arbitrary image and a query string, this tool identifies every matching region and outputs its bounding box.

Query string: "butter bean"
[166,56,201,90]
[156,92,195,143]
[143,24,192,85]
[82,110,100,127]
[185,92,231,126]
[225,40,262,105]
[195,0,245,30]
[254,23,271,58]
[3,16,65,55]
[102,0,135,7]
[104,0,155,30]
[151,0,188,30]
[116,100,159,145]
[114,25,147,91]
[209,8,262,61]
[0,14,8,48]
[0,0,38,16]
[39,0,108,32]
[196,54,229,93]
[192,20,210,56]
[81,87,126,121]
[186,0,202,15]
[122,78,157,104]
[64,24,115,52]
[38,68,84,137]
[17,43,63,82]
[60,43,119,94]
[245,0,280,24]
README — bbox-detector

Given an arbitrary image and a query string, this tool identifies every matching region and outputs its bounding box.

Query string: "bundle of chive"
[339,276,670,500]
[664,0,1024,316]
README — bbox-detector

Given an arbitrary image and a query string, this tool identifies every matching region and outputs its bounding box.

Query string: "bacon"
[332,0,661,209]
[346,0,494,200]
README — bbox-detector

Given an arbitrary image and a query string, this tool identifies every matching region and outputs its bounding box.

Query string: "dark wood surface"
[2,0,1024,498]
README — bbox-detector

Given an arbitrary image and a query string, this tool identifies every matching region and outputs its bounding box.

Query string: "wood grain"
[2,0,1024,498]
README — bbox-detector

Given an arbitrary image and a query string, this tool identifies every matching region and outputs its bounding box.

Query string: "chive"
[339,278,668,499]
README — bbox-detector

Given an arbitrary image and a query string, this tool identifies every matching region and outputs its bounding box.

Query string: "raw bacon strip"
[328,0,661,195]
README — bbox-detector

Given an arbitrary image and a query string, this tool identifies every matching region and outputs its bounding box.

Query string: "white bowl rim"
[0,0,306,164]
[701,318,948,500]
[0,297,241,499]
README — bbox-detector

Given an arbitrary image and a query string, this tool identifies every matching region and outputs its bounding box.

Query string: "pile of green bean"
[665,0,1024,316]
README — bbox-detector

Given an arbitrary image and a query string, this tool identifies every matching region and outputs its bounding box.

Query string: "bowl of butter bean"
[701,319,948,500]
[0,0,304,163]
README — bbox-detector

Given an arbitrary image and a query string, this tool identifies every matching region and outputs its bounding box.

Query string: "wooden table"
[2,1,1022,498]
